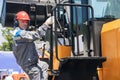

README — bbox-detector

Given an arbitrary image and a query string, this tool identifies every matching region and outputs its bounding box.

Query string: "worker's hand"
[44,16,54,26]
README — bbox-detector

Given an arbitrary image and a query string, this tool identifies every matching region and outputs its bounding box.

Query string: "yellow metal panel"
[101,19,120,80]
[97,68,103,80]
[54,45,71,70]
[57,45,71,59]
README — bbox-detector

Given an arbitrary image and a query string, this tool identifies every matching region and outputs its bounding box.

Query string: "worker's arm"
[13,16,54,41]
[13,24,48,41]
[18,24,49,41]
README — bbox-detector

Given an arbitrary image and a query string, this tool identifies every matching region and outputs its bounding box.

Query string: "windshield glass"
[89,0,120,18]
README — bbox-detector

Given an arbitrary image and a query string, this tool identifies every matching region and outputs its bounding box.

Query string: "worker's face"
[18,19,29,30]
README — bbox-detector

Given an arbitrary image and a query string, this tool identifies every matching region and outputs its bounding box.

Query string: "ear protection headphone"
[14,14,19,28]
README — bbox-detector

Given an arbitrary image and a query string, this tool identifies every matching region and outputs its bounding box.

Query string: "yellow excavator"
[1,0,120,80]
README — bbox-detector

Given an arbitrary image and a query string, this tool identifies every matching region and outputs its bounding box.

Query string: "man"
[13,11,54,80]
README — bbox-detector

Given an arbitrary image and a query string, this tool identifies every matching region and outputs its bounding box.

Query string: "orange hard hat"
[16,11,30,20]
